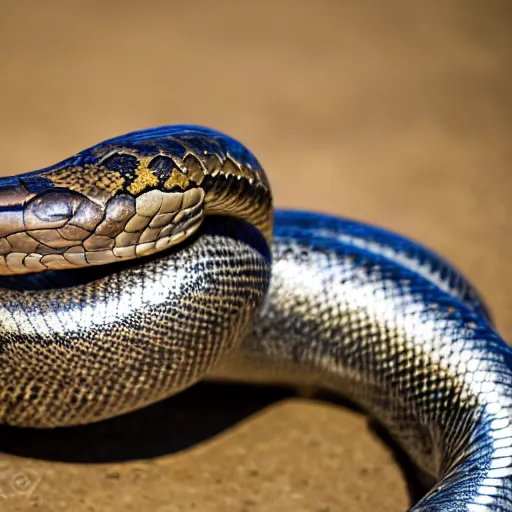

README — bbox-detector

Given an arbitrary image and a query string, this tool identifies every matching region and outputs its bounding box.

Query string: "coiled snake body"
[0,126,511,511]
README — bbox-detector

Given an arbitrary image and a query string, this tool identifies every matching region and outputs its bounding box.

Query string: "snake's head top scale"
[0,125,271,275]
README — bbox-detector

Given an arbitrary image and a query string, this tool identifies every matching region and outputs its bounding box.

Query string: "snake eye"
[30,194,72,222]
[25,191,79,227]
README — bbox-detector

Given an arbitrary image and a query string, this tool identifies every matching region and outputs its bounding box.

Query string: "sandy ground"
[0,1,510,511]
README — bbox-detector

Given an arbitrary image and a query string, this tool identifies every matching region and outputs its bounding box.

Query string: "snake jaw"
[0,186,206,275]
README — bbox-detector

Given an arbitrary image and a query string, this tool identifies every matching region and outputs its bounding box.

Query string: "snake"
[0,125,511,511]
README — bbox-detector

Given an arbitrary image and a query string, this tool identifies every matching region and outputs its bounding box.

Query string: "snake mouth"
[0,215,270,292]
[0,187,206,276]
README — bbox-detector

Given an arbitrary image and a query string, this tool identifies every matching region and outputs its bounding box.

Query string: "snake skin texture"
[213,211,512,511]
[0,218,271,426]
[1,127,511,511]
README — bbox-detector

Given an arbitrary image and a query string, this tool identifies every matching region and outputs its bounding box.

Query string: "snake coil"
[0,126,511,511]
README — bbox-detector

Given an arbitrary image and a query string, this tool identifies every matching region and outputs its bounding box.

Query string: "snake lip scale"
[0,125,510,511]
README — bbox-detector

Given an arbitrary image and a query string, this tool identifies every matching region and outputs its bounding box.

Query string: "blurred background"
[0,1,510,511]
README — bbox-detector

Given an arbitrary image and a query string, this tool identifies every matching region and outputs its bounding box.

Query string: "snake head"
[0,124,272,275]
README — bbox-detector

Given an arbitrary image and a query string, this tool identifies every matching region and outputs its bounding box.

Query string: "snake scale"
[0,126,511,511]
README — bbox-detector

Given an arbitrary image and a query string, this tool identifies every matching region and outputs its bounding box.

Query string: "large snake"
[0,126,511,511]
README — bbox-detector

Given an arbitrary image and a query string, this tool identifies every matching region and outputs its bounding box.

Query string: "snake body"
[0,126,511,511]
